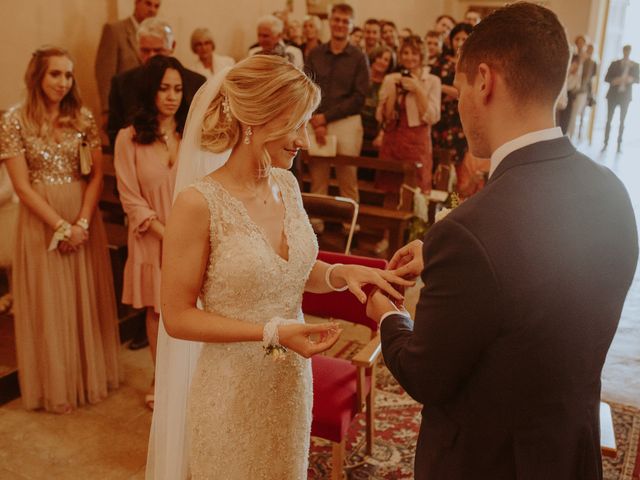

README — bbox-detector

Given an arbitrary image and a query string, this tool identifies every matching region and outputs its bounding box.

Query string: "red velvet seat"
[311,355,373,443]
[305,251,387,480]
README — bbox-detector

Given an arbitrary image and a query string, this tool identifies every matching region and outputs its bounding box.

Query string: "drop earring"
[244,126,253,145]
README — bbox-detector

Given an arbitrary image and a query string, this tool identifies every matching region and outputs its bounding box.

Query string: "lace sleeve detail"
[272,168,305,211]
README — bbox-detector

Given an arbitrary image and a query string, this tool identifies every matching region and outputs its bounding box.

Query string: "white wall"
[0,0,110,114]
[0,0,607,114]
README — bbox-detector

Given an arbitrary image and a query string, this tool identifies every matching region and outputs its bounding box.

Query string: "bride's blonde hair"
[201,55,320,175]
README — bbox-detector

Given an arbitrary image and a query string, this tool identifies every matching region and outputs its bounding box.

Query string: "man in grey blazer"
[95,0,161,113]
[367,3,638,479]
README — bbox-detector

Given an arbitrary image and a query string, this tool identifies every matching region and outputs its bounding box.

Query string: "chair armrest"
[351,333,381,368]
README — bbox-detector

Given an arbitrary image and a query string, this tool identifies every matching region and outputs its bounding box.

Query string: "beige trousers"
[308,114,363,202]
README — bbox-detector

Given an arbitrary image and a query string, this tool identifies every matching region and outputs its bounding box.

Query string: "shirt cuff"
[379,310,411,327]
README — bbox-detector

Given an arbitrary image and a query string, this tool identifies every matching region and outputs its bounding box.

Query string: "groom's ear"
[476,63,494,105]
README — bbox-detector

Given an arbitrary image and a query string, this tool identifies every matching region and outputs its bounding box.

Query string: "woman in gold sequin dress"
[0,46,120,414]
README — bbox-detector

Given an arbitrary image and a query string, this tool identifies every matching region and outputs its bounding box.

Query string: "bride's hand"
[279,322,342,358]
[330,264,415,304]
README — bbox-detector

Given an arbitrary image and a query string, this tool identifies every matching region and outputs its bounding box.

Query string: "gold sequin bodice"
[0,107,100,185]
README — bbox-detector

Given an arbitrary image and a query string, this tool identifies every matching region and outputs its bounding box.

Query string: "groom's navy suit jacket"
[381,137,638,480]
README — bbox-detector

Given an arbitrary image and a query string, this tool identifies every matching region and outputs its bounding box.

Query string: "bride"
[146,55,411,479]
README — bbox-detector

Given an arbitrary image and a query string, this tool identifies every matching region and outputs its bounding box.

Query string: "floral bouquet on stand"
[398,185,461,242]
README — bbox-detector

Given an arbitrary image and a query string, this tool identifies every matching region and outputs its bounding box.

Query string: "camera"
[401,68,412,77]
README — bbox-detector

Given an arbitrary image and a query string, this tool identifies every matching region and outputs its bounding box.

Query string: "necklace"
[240,182,272,206]
[160,129,176,146]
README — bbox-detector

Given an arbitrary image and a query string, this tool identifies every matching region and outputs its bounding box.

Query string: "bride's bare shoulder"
[171,187,210,218]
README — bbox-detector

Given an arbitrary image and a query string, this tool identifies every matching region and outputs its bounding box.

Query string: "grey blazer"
[95,17,141,112]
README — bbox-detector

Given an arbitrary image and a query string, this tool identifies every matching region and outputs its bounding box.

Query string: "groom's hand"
[366,288,408,324]
[388,240,424,280]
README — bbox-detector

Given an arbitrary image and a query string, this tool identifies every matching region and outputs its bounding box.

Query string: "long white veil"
[146,67,232,480]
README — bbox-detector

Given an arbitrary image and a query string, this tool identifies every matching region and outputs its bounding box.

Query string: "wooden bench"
[300,152,417,256]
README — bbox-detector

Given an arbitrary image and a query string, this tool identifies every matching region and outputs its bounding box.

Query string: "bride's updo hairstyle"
[201,55,320,175]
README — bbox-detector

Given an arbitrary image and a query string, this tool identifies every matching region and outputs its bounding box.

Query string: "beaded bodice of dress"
[192,168,318,328]
[0,107,100,185]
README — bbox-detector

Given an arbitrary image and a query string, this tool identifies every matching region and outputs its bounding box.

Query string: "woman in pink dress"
[114,55,186,408]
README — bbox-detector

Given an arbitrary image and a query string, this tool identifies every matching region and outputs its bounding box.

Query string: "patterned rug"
[308,361,640,479]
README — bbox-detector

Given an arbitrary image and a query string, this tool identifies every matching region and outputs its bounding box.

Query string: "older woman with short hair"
[189,27,235,78]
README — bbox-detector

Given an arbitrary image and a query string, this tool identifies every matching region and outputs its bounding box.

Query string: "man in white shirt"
[248,15,303,70]
[367,3,638,479]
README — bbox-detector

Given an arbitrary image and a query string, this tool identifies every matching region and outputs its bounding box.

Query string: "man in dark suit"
[603,44,639,152]
[107,17,206,147]
[95,0,161,114]
[367,3,638,479]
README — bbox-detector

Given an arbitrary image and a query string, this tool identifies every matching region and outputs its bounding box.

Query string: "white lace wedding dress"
[186,167,318,479]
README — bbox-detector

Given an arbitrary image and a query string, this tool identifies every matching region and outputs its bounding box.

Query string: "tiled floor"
[0,347,153,479]
[0,121,638,479]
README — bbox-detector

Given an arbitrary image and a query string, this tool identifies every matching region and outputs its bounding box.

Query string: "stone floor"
[0,122,639,479]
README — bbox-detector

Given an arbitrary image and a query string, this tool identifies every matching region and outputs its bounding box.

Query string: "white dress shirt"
[191,54,236,79]
[377,70,442,127]
[489,127,564,178]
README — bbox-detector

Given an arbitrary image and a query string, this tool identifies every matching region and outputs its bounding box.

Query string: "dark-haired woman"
[431,22,473,166]
[0,46,120,413]
[114,55,186,408]
[362,45,393,152]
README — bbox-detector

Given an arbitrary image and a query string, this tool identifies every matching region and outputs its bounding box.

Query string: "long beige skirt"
[0,200,18,267]
[13,180,120,412]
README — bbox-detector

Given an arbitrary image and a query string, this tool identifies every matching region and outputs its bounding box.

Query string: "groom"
[367,3,638,479]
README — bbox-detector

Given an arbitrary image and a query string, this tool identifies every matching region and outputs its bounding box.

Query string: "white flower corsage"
[262,317,293,360]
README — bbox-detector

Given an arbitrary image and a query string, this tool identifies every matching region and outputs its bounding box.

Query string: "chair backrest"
[302,251,387,332]
[301,193,359,254]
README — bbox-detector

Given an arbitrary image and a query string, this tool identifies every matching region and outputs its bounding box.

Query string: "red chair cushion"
[303,251,388,332]
[311,355,372,443]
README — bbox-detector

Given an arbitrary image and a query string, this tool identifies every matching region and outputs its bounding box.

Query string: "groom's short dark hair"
[457,2,570,107]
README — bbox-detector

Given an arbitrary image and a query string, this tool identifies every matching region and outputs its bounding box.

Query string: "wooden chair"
[304,251,387,480]
[301,193,359,254]
[300,152,416,256]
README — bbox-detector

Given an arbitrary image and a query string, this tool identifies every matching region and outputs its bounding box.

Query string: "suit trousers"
[604,97,631,145]
[308,115,363,202]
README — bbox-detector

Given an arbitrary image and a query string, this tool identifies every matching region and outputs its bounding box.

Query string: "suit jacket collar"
[125,17,138,57]
[487,136,576,185]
